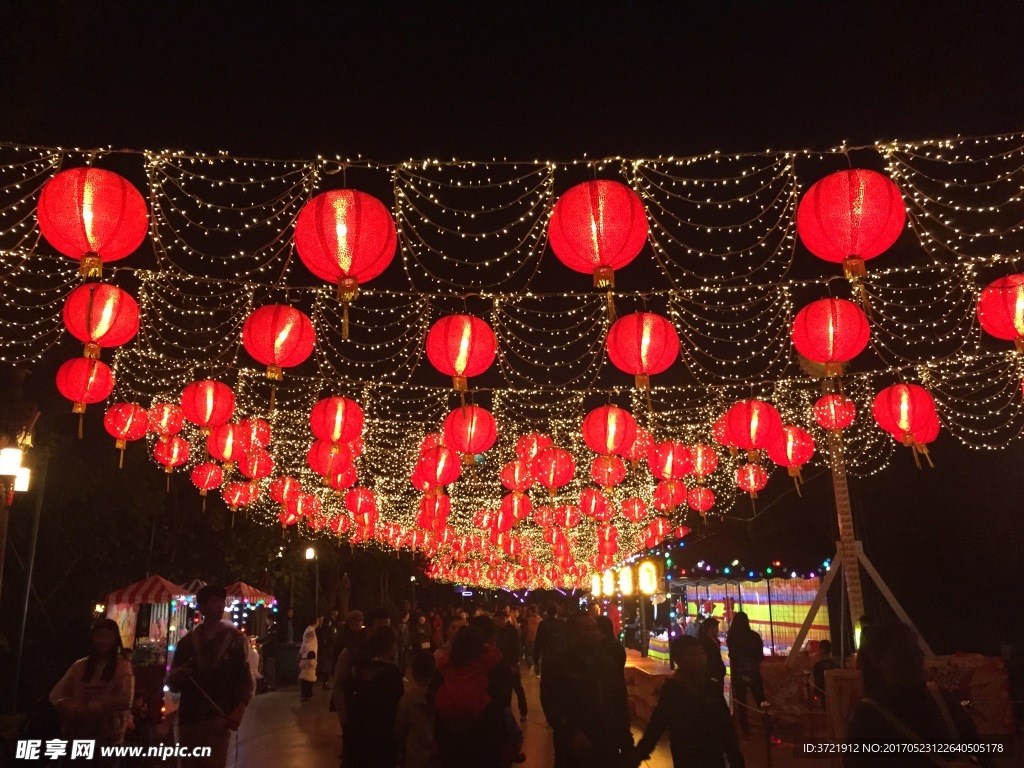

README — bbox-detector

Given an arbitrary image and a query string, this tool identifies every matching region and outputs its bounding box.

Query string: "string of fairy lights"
[4,131,1024,588]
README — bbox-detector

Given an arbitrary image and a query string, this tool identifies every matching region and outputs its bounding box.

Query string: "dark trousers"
[300,679,313,700]
[510,664,527,716]
[731,669,765,730]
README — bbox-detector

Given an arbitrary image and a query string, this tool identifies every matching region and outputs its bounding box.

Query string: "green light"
[765,567,773,575]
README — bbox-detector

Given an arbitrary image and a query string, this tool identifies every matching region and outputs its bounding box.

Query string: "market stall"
[104,574,194,667]
[224,581,277,638]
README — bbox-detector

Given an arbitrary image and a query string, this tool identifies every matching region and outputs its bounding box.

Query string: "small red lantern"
[326,461,358,492]
[500,459,534,491]
[180,380,235,433]
[590,455,626,488]
[62,283,139,359]
[418,494,451,531]
[239,449,275,482]
[294,189,397,336]
[814,393,857,432]
[553,504,581,528]
[725,399,783,458]
[647,441,693,481]
[191,462,223,510]
[287,492,320,520]
[417,446,462,489]
[690,444,719,478]
[443,405,498,463]
[606,311,679,389]
[236,418,272,451]
[532,446,575,496]
[736,463,769,498]
[873,383,938,467]
[643,517,671,548]
[977,274,1024,350]
[796,169,906,279]
[344,487,378,528]
[531,505,556,527]
[268,476,302,505]
[653,480,686,512]
[241,304,315,381]
[620,497,648,523]
[623,426,654,465]
[548,180,648,288]
[208,423,243,466]
[425,315,497,393]
[792,298,871,375]
[581,405,637,456]
[37,167,149,277]
[329,514,352,536]
[154,436,190,491]
[687,486,715,514]
[57,358,114,436]
[278,509,300,529]
[224,481,259,513]
[103,402,148,467]
[306,440,353,477]
[579,488,612,521]
[310,396,364,444]
[516,432,553,461]
[767,425,816,493]
[501,492,532,524]
[148,403,184,439]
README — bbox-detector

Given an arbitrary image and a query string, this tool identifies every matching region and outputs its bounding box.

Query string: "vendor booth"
[104,575,193,667]
[224,580,277,638]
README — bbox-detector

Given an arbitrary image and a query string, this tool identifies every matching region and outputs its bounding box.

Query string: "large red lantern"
[792,298,871,375]
[344,487,378,528]
[241,305,315,381]
[590,455,626,488]
[37,167,149,277]
[653,480,686,512]
[796,169,906,278]
[647,441,693,481]
[190,462,223,510]
[103,402,148,466]
[306,440,353,477]
[736,463,769,499]
[873,383,938,467]
[620,497,648,523]
[548,180,648,288]
[147,403,184,439]
[687,486,716,514]
[516,432,553,461]
[977,274,1024,349]
[500,459,534,491]
[235,418,272,452]
[310,397,364,444]
[154,436,190,491]
[501,492,532,524]
[180,380,235,433]
[579,488,612,522]
[56,358,114,431]
[443,405,498,463]
[767,425,816,492]
[239,449,275,482]
[425,315,497,393]
[269,476,302,505]
[208,423,243,466]
[532,446,575,496]
[62,283,139,359]
[725,399,783,457]
[606,311,679,389]
[814,393,857,432]
[690,444,719,478]
[581,405,637,456]
[417,446,462,489]
[293,189,397,334]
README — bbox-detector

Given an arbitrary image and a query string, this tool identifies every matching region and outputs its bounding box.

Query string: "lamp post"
[0,446,31,601]
[306,547,319,616]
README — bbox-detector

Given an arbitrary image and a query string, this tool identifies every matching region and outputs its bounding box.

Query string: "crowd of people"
[39,587,997,768]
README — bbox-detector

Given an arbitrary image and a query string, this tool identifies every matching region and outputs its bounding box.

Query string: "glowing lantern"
[236,418,271,451]
[500,459,534,491]
[653,480,686,512]
[293,189,397,335]
[224,481,259,514]
[872,383,938,468]
[287,493,320,520]
[977,274,1024,350]
[419,432,445,454]
[791,298,871,375]
[418,494,451,531]
[326,462,358,492]
[306,440,353,477]
[146,403,183,441]
[796,169,906,279]
[208,423,243,466]
[62,283,139,358]
[443,405,498,463]
[278,509,299,529]
[690,444,719,478]
[330,514,352,536]
[814,393,857,432]
[103,402,148,467]
[501,492,532,524]
[736,463,769,499]
[154,436,190,490]
[532,505,556,527]
[239,449,275,483]
[643,517,671,548]
[579,488,612,521]
[416,446,462,489]
[554,504,581,528]
[725,399,783,458]
[548,180,648,289]
[606,311,679,389]
[620,497,648,523]
[310,396,364,444]
[190,462,223,510]
[582,405,637,456]
[647,441,693,481]
[623,426,654,465]
[56,357,114,420]
[596,524,619,555]
[268,476,302,505]
[712,413,738,453]
[532,446,575,496]
[344,487,378,528]
[516,432,553,461]
[687,486,715,514]
[767,425,816,493]
[425,315,497,393]
[590,455,626,488]
[37,167,149,277]
[241,304,315,381]
[180,380,235,434]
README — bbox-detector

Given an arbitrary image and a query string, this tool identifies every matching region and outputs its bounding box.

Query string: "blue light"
[666,574,672,580]
[748,571,755,578]
[723,567,730,574]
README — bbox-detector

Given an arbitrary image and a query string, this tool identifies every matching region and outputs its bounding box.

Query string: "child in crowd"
[299,650,317,701]
[395,650,440,768]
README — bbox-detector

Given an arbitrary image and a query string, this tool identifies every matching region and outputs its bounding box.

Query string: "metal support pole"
[0,478,12,600]
[11,456,46,712]
[639,595,648,657]
[314,558,320,617]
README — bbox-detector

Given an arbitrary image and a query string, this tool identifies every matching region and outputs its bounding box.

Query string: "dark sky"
[2,1,1023,652]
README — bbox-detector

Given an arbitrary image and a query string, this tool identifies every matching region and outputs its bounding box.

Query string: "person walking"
[341,626,405,767]
[49,618,135,751]
[414,612,433,652]
[396,610,412,676]
[726,612,765,735]
[299,615,320,662]
[298,650,317,701]
[166,585,253,768]
[395,650,441,768]
[524,605,541,669]
[630,635,745,768]
[532,601,564,679]
[495,608,528,722]
[699,617,727,696]
[319,608,341,689]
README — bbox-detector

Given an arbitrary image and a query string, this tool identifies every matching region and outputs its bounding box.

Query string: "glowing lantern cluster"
[606,311,679,389]
[62,283,139,359]
[581,405,637,456]
[103,402,148,466]
[791,298,870,376]
[443,405,497,463]
[426,315,497,393]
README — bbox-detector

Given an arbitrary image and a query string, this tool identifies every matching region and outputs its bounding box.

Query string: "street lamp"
[306,547,319,616]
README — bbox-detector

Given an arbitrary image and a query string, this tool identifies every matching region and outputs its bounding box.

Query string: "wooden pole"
[826,428,866,635]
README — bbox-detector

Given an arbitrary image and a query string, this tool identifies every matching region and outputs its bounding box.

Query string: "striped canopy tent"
[105,575,193,605]
[224,581,275,605]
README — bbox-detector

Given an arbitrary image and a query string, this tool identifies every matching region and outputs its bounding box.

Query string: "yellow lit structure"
[602,570,615,597]
[618,566,634,596]
[591,574,602,597]
[638,561,658,595]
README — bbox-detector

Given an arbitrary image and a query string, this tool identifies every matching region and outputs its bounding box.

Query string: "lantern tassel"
[910,444,922,470]
[77,413,84,440]
[792,476,802,497]
[202,496,207,513]
[342,300,350,341]
[118,447,125,469]
[166,474,171,493]
[917,443,935,469]
[269,384,277,413]
[231,512,235,529]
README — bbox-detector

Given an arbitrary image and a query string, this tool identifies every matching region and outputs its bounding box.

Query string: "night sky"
[2,1,1023,653]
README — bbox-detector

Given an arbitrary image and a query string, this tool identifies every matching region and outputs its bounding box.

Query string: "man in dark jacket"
[495,608,528,721]
[533,601,564,679]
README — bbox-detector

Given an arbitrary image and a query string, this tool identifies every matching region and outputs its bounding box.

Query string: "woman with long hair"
[725,611,765,735]
[49,618,135,747]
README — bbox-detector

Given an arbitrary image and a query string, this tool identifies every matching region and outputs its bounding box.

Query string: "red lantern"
[796,169,906,278]
[548,180,648,288]
[501,492,532,524]
[687,486,715,514]
[596,523,619,555]
[579,488,612,521]
[148,403,184,439]
[37,167,149,277]
[62,284,139,358]
[224,481,259,512]
[310,397,364,444]
[977,274,1024,350]
[180,380,235,433]
[725,399,783,457]
[208,423,243,465]
[287,492,320,520]
[103,402,148,466]
[425,315,497,392]
[344,487,378,528]
[712,413,737,451]
[56,356,114,415]
[623,426,654,464]
[873,383,938,467]
[581,405,637,456]
[306,440,353,477]
[620,497,648,523]
[418,494,451,531]
[500,459,534,491]
[643,517,671,548]
[690,444,719,477]
[417,446,462,488]
[154,436,190,486]
[268,476,302,505]
[532,446,575,495]
[419,432,445,454]
[767,425,816,492]
[672,525,692,540]
[653,480,686,511]
[792,298,870,376]
[326,461,358,492]
[293,188,397,303]
[278,509,300,529]
[606,311,679,388]
[443,405,498,462]
[814,393,857,432]
[516,432,553,461]
[236,418,272,451]
[330,514,352,536]
[647,441,693,481]
[554,504,581,528]
[532,505,556,528]
[736,463,769,498]
[239,449,275,482]
[590,455,626,488]
[241,305,315,381]
[190,462,223,510]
